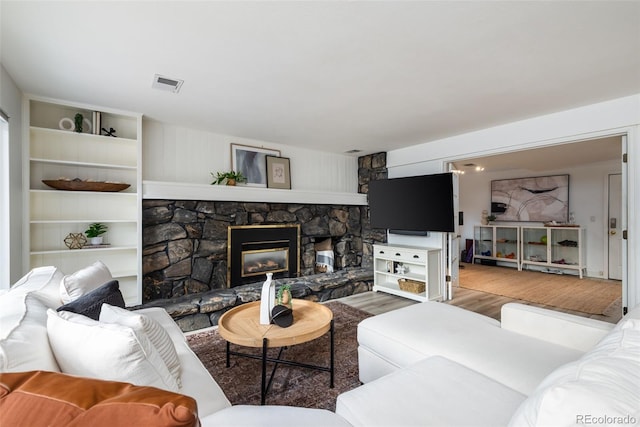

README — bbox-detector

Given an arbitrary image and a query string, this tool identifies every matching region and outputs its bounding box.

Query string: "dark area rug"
[186,301,372,411]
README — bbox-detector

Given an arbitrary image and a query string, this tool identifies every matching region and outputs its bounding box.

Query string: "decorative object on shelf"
[210,170,246,186]
[314,238,334,273]
[64,233,87,249]
[276,284,292,309]
[85,222,108,245]
[395,263,406,274]
[231,143,281,187]
[42,179,130,192]
[83,242,111,249]
[487,214,497,223]
[58,116,92,133]
[259,272,275,325]
[271,304,293,327]
[92,111,102,135]
[74,113,84,133]
[397,278,426,294]
[481,210,489,225]
[266,155,291,189]
[101,127,117,137]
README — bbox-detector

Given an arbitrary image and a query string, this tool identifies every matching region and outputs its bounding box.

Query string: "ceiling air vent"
[152,74,184,93]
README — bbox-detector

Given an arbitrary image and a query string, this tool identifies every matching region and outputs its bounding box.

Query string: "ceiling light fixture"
[152,74,184,93]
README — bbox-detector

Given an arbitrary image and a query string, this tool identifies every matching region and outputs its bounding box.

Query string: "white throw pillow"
[10,266,64,308]
[0,293,60,372]
[100,303,182,388]
[59,261,112,304]
[509,318,640,426]
[46,309,179,392]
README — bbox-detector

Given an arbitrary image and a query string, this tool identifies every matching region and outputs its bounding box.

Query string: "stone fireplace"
[137,152,388,331]
[227,224,300,287]
[142,153,386,306]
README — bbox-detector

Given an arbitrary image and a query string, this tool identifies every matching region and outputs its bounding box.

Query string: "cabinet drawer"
[375,247,426,264]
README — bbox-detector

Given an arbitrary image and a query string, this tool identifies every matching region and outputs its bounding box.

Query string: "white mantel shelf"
[142,181,368,206]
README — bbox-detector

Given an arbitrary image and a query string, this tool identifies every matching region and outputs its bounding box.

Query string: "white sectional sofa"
[336,300,640,426]
[4,263,639,426]
[0,264,350,427]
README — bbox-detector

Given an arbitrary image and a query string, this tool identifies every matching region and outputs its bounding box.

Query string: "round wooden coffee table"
[218,299,334,405]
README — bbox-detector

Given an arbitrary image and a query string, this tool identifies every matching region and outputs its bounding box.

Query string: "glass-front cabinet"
[520,226,585,278]
[473,225,520,269]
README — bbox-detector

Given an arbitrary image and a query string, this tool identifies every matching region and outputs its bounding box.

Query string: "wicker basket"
[398,278,426,294]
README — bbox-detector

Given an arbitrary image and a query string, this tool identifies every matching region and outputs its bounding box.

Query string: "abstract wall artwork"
[491,174,569,222]
[231,143,280,187]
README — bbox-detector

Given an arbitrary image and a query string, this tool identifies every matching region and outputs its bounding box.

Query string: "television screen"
[368,172,455,233]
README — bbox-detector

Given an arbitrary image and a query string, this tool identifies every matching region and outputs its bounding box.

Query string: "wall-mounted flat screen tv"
[368,172,455,233]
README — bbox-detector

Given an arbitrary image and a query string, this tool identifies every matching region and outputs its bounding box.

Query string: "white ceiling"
[1,1,639,159]
[453,136,622,174]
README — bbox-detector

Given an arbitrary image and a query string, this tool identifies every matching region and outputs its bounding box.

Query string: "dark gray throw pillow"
[56,280,125,320]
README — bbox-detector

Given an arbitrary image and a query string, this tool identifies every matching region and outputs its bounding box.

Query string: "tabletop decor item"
[271,305,293,327]
[277,284,292,309]
[259,273,275,325]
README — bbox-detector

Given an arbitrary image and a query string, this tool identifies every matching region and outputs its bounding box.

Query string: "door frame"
[605,172,623,280]
[446,132,629,311]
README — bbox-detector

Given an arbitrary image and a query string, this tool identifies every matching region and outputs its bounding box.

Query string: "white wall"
[459,159,621,278]
[142,119,359,193]
[386,94,640,309]
[0,64,24,286]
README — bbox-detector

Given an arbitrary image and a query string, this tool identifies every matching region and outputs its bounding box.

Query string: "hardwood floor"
[339,267,623,324]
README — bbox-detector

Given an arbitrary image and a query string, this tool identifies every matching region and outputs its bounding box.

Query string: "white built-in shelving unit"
[25,96,142,305]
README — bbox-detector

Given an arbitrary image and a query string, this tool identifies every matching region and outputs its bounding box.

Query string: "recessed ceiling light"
[152,74,184,93]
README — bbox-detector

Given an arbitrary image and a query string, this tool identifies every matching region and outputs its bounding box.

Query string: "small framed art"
[266,155,291,189]
[231,143,281,187]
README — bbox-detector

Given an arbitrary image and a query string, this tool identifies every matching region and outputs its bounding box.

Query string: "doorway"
[452,136,625,309]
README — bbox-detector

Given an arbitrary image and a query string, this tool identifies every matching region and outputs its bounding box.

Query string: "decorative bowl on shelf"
[42,179,130,192]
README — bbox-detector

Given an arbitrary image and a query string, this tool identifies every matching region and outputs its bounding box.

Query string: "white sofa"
[0,264,350,427]
[336,300,640,426]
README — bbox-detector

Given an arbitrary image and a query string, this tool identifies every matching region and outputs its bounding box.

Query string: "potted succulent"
[487,214,497,224]
[85,222,108,245]
[277,284,292,309]
[211,170,246,186]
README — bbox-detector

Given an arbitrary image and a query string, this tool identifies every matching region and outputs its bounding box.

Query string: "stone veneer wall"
[137,152,387,331]
[142,200,371,301]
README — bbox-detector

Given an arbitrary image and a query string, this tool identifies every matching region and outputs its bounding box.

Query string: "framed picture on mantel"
[231,143,280,187]
[266,155,291,189]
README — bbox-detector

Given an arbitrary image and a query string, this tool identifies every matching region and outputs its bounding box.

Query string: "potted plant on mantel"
[211,171,246,186]
[85,222,108,245]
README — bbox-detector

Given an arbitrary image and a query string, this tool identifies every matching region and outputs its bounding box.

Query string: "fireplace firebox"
[227,224,300,287]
